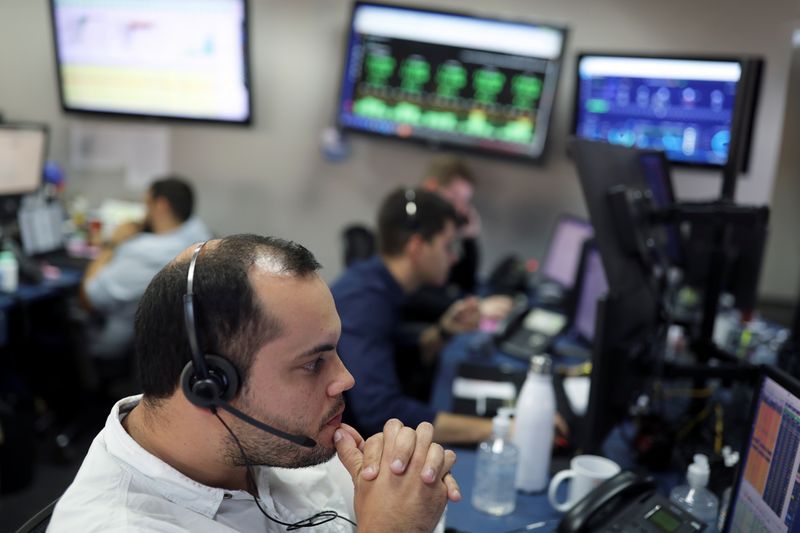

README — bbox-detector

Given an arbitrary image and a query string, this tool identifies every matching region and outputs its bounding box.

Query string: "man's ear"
[404,233,426,260]
[152,196,171,217]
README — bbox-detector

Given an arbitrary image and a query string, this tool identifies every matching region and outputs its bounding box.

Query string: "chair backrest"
[14,497,59,533]
[342,224,375,267]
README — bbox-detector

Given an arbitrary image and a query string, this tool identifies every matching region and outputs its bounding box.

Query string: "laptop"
[724,365,800,532]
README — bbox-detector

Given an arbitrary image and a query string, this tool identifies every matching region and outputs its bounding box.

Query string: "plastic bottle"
[513,354,555,492]
[472,407,518,516]
[0,251,19,292]
[670,454,720,531]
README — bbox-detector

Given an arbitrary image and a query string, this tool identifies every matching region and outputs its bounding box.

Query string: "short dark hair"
[150,176,195,222]
[424,154,476,186]
[134,234,321,402]
[377,188,458,256]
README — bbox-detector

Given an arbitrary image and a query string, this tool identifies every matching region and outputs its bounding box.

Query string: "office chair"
[341,224,375,267]
[14,497,59,533]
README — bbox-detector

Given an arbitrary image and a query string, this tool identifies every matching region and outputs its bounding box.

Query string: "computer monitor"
[572,53,763,169]
[0,123,47,224]
[581,283,657,453]
[48,0,252,124]
[335,1,568,161]
[573,243,609,344]
[540,214,594,290]
[637,149,683,265]
[725,366,800,532]
[569,137,661,301]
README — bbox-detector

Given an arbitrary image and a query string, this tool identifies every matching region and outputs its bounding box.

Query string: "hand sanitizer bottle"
[670,454,720,531]
[472,407,518,516]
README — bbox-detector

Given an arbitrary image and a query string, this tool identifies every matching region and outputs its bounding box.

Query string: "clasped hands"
[335,419,460,533]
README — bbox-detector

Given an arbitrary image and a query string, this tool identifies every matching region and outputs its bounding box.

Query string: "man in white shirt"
[50,234,460,532]
[80,176,212,360]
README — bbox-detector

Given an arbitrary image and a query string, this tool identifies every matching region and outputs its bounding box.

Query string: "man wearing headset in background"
[332,188,496,443]
[50,234,460,532]
[403,155,513,326]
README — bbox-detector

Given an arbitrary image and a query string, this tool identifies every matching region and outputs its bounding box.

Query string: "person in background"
[80,175,212,360]
[50,234,459,532]
[332,188,496,443]
[406,154,513,326]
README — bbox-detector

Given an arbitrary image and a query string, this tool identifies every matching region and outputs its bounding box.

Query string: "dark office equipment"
[572,53,763,169]
[557,470,704,533]
[723,366,800,532]
[336,1,568,161]
[570,138,661,301]
[341,224,376,267]
[581,289,657,453]
[48,0,252,125]
[637,150,684,265]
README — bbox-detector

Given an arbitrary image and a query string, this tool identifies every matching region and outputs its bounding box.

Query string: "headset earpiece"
[181,354,240,408]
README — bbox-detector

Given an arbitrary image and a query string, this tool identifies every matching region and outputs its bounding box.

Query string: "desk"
[445,446,562,533]
[0,268,82,347]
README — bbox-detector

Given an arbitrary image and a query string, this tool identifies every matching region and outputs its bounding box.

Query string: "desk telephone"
[495,304,567,358]
[558,471,705,533]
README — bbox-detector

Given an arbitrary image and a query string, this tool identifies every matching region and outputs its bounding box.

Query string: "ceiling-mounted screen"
[48,0,252,124]
[336,2,567,161]
[573,53,762,168]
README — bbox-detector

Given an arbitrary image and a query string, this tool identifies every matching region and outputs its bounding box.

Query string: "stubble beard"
[221,398,344,469]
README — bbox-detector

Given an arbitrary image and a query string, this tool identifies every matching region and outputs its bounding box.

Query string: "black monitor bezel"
[571,51,763,171]
[334,0,569,163]
[47,0,254,126]
[723,365,800,532]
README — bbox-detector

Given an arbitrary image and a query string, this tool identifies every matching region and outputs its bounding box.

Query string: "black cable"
[213,411,358,530]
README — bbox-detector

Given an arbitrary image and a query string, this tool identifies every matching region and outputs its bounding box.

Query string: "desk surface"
[0,267,82,309]
[445,447,562,533]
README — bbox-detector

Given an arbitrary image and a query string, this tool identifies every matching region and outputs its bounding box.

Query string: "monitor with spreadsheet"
[725,366,800,532]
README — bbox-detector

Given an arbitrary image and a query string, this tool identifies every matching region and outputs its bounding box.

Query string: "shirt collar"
[368,256,405,303]
[103,395,254,518]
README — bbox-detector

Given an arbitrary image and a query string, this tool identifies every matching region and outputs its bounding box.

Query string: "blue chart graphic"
[576,76,737,166]
[763,405,800,516]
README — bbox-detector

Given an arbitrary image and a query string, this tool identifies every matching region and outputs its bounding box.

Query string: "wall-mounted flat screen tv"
[336,2,567,161]
[49,0,252,124]
[573,53,762,169]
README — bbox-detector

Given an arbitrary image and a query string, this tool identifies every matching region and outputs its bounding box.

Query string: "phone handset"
[556,471,656,533]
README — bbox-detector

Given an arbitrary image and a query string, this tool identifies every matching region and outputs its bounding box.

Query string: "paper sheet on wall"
[69,122,170,191]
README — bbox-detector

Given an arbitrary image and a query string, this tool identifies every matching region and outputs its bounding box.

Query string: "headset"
[179,241,316,448]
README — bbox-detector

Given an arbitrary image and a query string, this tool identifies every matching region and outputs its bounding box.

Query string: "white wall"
[0,0,797,301]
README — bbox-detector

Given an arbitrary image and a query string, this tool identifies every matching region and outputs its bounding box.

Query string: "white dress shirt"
[48,395,356,532]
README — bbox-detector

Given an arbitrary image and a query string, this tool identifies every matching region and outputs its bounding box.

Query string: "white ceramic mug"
[547,455,621,512]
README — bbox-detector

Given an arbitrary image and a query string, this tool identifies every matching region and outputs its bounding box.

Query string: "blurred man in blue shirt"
[331,188,494,444]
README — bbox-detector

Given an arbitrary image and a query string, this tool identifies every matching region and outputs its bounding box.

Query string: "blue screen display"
[574,56,742,167]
